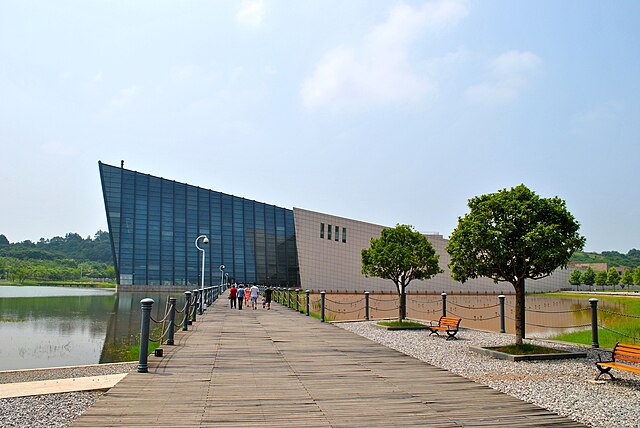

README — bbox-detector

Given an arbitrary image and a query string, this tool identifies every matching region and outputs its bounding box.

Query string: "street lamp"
[195,235,208,314]
[219,265,225,290]
[225,273,229,288]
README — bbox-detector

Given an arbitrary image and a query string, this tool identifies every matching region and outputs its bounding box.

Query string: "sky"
[0,0,638,253]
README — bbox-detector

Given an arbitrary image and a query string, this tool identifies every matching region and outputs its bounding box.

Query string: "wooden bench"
[595,342,640,380]
[427,316,462,340]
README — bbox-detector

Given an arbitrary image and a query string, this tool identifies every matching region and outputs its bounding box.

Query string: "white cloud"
[169,65,198,81]
[110,86,139,110]
[466,50,541,105]
[237,0,266,28]
[301,0,468,110]
[92,71,103,84]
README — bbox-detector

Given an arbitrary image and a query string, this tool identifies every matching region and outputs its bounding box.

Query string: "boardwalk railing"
[137,284,226,372]
[271,288,640,349]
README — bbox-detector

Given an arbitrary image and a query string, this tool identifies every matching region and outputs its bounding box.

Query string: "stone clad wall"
[293,207,571,293]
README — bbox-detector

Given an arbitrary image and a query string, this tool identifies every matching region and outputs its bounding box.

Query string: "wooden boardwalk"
[73,297,584,427]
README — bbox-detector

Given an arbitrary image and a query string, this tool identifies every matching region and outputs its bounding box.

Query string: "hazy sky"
[1,0,638,253]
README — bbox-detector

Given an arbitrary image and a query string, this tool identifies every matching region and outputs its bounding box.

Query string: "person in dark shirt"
[264,287,272,310]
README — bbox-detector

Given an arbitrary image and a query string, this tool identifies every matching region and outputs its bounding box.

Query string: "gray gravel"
[337,322,640,428]
[0,362,136,428]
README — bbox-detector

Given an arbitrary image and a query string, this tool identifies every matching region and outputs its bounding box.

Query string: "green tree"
[568,269,582,290]
[580,267,596,289]
[606,267,620,290]
[362,224,442,322]
[0,234,9,247]
[634,266,640,286]
[446,184,585,346]
[595,270,608,289]
[621,269,633,289]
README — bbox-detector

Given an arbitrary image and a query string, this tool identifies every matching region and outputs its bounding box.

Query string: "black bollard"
[138,298,154,373]
[590,298,599,348]
[441,292,447,317]
[498,295,505,333]
[191,290,198,323]
[296,289,300,312]
[167,297,176,345]
[321,291,326,322]
[183,291,191,330]
[365,291,370,321]
[306,290,310,316]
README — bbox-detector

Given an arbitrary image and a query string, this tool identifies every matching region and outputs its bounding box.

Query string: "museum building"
[99,161,570,293]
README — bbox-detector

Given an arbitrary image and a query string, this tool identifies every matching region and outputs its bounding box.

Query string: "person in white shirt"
[250,284,260,310]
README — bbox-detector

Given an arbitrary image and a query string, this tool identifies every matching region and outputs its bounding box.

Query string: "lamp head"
[203,237,209,245]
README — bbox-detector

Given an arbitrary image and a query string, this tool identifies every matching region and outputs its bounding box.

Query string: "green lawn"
[549,293,640,348]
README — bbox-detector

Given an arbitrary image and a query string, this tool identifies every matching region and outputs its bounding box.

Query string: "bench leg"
[445,330,458,340]
[595,366,615,381]
[428,329,439,337]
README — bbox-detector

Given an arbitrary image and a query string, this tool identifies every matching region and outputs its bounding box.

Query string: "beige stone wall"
[293,207,571,293]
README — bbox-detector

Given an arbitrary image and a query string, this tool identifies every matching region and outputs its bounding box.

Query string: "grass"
[547,292,640,348]
[487,343,565,355]
[0,280,116,288]
[377,320,426,328]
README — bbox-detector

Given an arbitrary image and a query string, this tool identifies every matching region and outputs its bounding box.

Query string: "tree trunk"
[398,283,405,322]
[514,279,526,346]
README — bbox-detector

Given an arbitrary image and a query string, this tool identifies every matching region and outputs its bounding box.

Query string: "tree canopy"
[580,267,596,287]
[362,224,442,321]
[568,269,582,289]
[446,184,585,345]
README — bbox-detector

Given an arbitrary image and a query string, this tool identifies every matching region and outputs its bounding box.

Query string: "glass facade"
[99,162,300,287]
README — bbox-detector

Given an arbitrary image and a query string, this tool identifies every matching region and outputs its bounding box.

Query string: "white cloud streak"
[466,50,542,105]
[302,0,468,110]
[237,0,266,28]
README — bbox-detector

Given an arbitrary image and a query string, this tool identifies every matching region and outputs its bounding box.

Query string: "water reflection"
[0,287,116,370]
[0,286,187,371]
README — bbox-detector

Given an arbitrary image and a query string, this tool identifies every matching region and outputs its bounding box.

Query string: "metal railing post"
[590,298,599,348]
[287,288,292,308]
[306,290,310,316]
[365,291,370,321]
[441,292,447,317]
[183,291,191,330]
[167,297,176,345]
[138,298,154,373]
[191,289,198,323]
[321,291,326,322]
[198,287,204,315]
[498,295,505,333]
[296,289,300,312]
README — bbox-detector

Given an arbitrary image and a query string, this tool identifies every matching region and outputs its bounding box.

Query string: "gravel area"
[337,322,640,428]
[0,362,136,428]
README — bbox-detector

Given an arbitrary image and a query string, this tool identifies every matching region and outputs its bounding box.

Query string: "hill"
[570,249,640,270]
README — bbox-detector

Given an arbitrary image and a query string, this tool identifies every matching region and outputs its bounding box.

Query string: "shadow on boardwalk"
[73,297,584,427]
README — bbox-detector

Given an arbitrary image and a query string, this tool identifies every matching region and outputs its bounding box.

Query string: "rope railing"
[324,297,365,306]
[448,301,501,310]
[406,297,441,305]
[526,307,589,314]
[598,325,640,342]
[598,308,640,319]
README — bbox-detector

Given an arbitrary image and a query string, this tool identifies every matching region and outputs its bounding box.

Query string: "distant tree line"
[0,231,115,283]
[570,249,640,270]
[568,265,640,290]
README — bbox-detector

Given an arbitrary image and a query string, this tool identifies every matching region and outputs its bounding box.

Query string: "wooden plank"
[72,297,585,427]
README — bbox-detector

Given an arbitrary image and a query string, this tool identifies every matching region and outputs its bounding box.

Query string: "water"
[0,286,187,371]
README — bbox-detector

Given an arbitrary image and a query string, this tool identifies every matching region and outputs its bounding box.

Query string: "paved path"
[73,297,584,427]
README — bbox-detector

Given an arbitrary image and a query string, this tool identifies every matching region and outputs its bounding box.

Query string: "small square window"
[320,223,324,239]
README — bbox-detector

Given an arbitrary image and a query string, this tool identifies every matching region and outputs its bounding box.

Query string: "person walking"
[250,284,259,310]
[236,285,245,310]
[228,284,237,309]
[264,286,272,310]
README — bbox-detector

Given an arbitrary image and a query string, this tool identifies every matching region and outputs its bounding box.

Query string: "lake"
[0,286,188,371]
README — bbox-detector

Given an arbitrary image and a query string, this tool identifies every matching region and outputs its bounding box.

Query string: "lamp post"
[219,265,225,291]
[195,235,208,314]
[225,273,229,289]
